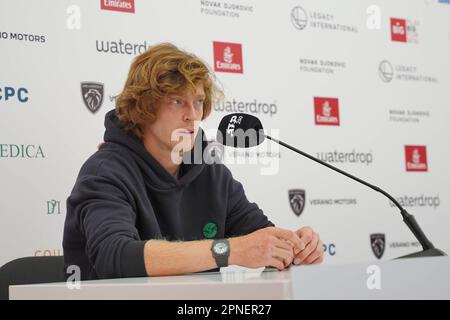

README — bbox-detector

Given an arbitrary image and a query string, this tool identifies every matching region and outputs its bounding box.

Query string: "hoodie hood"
[102,109,207,190]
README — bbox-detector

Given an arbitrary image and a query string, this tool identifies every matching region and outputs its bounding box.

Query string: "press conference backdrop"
[1,0,449,268]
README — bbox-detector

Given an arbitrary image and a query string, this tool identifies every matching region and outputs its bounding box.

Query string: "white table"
[9,257,450,300]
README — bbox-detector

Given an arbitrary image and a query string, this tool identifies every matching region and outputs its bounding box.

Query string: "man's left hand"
[292,226,324,265]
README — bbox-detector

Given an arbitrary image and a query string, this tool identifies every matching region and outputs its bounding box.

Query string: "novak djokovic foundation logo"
[213,41,243,73]
[314,97,340,126]
[100,0,135,13]
[81,82,104,113]
[405,145,428,172]
[199,1,254,18]
[388,108,431,124]
[299,58,347,75]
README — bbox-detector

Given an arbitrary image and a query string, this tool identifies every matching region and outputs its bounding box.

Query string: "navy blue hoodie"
[63,110,273,280]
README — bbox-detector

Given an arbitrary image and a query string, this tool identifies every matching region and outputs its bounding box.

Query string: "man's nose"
[183,101,198,121]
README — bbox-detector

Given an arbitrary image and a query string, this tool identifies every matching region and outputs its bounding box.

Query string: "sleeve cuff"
[120,240,147,278]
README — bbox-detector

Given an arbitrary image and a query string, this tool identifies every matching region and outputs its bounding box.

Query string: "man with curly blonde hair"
[63,43,323,280]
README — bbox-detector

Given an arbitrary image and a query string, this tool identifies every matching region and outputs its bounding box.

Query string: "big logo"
[81,82,104,113]
[391,18,407,42]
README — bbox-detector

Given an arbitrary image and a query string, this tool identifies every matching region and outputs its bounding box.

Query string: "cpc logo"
[0,86,29,103]
[323,243,336,256]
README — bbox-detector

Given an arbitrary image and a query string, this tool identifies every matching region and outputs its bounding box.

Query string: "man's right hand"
[229,227,306,271]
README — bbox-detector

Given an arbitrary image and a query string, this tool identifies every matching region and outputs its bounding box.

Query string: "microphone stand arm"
[264,134,446,258]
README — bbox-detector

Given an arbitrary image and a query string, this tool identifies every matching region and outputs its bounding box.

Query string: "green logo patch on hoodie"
[203,222,218,239]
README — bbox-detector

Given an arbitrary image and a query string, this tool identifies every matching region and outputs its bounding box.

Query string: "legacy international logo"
[378,60,394,83]
[405,145,428,172]
[100,0,135,13]
[291,6,308,30]
[213,41,243,73]
[378,60,438,84]
[390,18,419,43]
[314,97,339,126]
[81,82,104,113]
[291,6,358,33]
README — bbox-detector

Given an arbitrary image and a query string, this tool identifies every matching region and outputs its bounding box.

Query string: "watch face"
[214,242,228,255]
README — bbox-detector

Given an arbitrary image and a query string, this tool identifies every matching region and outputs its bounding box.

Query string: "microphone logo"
[226,115,243,137]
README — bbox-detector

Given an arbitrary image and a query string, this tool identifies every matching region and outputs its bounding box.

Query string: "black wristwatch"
[211,239,230,268]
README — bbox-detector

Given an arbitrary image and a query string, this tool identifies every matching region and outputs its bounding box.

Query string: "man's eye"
[171,99,183,105]
[194,99,204,107]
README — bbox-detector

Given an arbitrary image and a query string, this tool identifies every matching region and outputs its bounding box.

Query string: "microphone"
[217,113,446,259]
